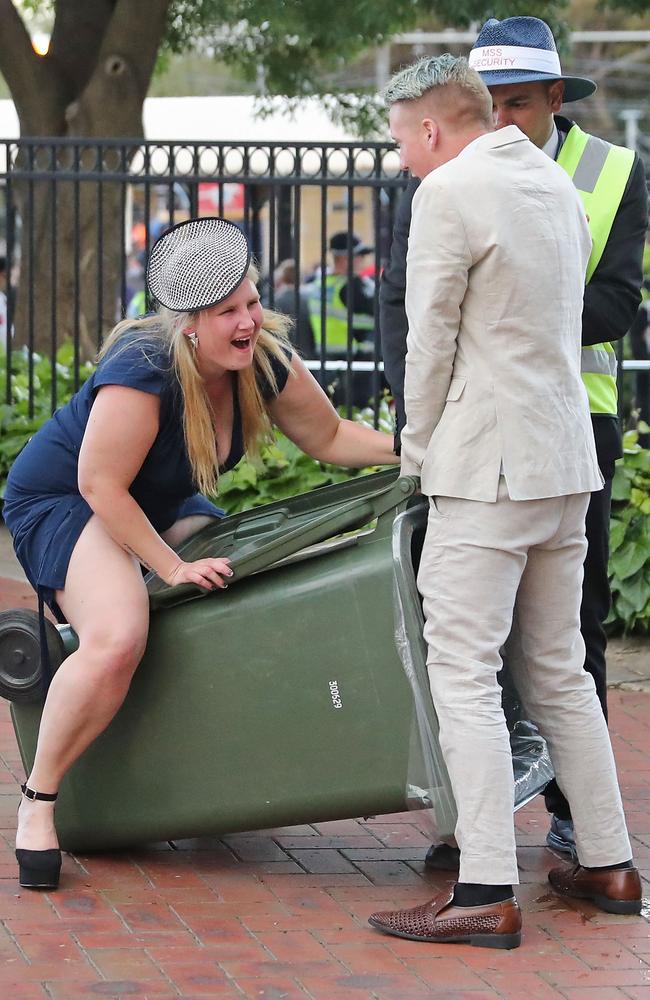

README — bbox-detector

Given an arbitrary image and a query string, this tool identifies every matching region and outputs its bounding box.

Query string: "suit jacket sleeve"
[582,155,648,347]
[379,178,419,447]
[400,179,471,479]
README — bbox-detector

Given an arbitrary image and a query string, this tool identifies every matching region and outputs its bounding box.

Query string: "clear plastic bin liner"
[392,497,555,840]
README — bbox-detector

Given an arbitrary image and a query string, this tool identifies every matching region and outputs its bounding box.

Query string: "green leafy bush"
[213,398,394,513]
[0,344,94,498]
[608,429,650,634]
[212,399,393,514]
[213,437,364,513]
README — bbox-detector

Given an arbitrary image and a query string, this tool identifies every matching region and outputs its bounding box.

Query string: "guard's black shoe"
[546,815,577,860]
[424,842,461,871]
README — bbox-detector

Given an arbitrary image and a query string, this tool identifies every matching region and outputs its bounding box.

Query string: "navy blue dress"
[3,333,290,611]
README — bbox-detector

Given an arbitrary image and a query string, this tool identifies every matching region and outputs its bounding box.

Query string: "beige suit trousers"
[418,479,631,885]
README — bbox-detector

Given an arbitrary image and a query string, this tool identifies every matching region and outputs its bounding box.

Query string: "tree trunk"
[0,0,172,359]
[15,158,131,361]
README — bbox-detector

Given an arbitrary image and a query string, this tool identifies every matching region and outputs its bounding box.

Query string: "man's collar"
[457,131,490,158]
[466,125,529,152]
[551,114,575,160]
[542,122,560,159]
[554,113,575,134]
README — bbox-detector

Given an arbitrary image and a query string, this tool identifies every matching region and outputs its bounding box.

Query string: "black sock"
[583,859,633,872]
[453,882,513,906]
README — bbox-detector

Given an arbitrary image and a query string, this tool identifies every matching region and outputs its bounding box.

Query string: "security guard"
[380,16,647,862]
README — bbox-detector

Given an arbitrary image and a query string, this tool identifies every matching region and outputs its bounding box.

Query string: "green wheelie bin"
[0,469,553,851]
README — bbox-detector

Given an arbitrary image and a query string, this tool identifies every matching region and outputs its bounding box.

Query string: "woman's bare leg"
[161,514,214,549]
[16,516,150,851]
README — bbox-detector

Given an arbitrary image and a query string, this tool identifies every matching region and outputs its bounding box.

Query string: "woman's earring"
[187,331,198,350]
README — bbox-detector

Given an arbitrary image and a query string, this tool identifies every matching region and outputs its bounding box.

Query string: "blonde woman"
[4,217,398,890]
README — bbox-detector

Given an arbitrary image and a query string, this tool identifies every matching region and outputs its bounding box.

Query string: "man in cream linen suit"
[368,54,640,951]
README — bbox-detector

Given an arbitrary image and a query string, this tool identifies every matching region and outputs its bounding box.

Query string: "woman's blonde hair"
[99,266,292,496]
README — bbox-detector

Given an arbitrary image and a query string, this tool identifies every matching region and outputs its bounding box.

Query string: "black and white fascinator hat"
[146,217,252,312]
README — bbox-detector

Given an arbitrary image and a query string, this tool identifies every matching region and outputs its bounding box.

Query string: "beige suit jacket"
[400,126,603,501]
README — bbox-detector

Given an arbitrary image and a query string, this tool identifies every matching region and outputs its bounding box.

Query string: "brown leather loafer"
[548,863,642,915]
[368,887,522,949]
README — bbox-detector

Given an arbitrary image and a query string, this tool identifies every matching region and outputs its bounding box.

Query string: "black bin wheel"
[0,610,66,703]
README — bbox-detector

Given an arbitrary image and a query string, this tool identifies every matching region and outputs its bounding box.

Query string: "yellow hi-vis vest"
[556,123,635,416]
[305,274,374,354]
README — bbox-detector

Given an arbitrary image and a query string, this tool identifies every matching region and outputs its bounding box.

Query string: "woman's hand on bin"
[166,557,233,590]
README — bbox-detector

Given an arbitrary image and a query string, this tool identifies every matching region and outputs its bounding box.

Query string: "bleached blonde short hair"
[383,53,492,127]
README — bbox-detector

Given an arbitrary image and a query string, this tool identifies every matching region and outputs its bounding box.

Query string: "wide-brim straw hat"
[146,217,252,312]
[469,16,596,103]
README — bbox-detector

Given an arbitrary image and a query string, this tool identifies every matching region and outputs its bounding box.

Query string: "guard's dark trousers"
[544,459,615,820]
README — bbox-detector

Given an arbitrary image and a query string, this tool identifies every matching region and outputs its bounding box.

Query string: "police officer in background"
[306,232,376,407]
[380,16,647,862]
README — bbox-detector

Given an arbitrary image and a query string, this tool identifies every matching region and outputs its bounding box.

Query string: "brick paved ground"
[0,581,648,998]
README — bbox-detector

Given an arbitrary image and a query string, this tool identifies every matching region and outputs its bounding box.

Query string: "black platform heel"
[15,784,61,890]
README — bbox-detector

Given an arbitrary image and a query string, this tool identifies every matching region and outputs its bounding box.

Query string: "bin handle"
[225,474,418,575]
[149,475,419,611]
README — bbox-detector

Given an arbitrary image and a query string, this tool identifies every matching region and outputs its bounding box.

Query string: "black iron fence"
[0,137,407,417]
[0,136,647,425]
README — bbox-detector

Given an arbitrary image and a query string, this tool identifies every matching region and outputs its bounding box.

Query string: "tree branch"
[49,0,116,101]
[100,0,173,99]
[66,0,173,137]
[0,0,58,126]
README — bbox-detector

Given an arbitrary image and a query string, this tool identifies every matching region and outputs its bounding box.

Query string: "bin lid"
[146,469,418,611]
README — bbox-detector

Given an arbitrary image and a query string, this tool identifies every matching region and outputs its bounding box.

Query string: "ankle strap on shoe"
[20,783,57,802]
